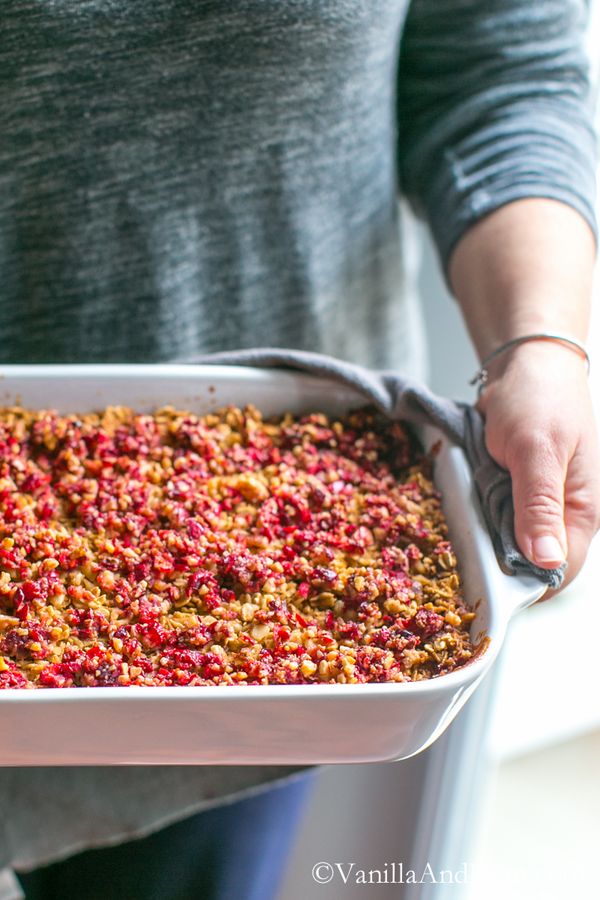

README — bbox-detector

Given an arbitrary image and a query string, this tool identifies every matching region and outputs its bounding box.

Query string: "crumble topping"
[0,404,475,688]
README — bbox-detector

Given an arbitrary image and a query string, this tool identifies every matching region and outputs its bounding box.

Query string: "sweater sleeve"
[397,0,598,270]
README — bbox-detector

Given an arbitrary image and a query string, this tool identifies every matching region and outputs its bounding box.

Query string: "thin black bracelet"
[470,333,590,392]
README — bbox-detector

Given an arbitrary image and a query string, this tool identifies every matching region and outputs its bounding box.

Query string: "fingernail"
[532,535,565,566]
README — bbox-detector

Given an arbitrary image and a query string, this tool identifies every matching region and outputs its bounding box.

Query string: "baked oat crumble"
[0,404,475,688]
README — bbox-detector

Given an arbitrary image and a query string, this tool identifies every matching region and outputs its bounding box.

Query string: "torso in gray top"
[0,0,596,882]
[1,0,422,369]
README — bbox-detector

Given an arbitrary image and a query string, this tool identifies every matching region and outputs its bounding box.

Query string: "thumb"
[508,437,568,568]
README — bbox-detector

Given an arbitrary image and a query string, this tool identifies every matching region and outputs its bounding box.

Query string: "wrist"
[450,199,594,364]
[480,336,590,387]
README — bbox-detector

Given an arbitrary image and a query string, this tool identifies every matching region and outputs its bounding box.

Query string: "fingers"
[543,516,595,599]
[505,429,600,587]
[505,432,568,569]
[477,352,600,595]
[558,437,600,588]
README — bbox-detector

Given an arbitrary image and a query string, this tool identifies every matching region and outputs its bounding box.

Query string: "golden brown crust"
[0,405,474,688]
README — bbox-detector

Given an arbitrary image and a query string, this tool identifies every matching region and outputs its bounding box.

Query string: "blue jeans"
[17,773,314,900]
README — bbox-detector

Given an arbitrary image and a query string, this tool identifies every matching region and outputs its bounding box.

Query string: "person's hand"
[476,341,600,595]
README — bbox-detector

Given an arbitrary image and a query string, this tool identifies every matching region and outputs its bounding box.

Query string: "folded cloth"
[189,347,564,590]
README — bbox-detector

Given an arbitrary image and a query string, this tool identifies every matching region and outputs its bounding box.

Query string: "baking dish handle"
[503,572,548,620]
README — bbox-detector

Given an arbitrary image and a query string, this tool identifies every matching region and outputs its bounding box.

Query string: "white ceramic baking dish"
[0,365,546,766]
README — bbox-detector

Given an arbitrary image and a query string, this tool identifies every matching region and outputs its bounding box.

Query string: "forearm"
[448,198,595,365]
[447,197,600,588]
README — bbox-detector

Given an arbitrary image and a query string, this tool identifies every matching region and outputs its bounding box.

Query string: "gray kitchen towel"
[190,347,564,590]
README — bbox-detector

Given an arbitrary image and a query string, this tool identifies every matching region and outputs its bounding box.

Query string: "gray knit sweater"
[0,0,596,883]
